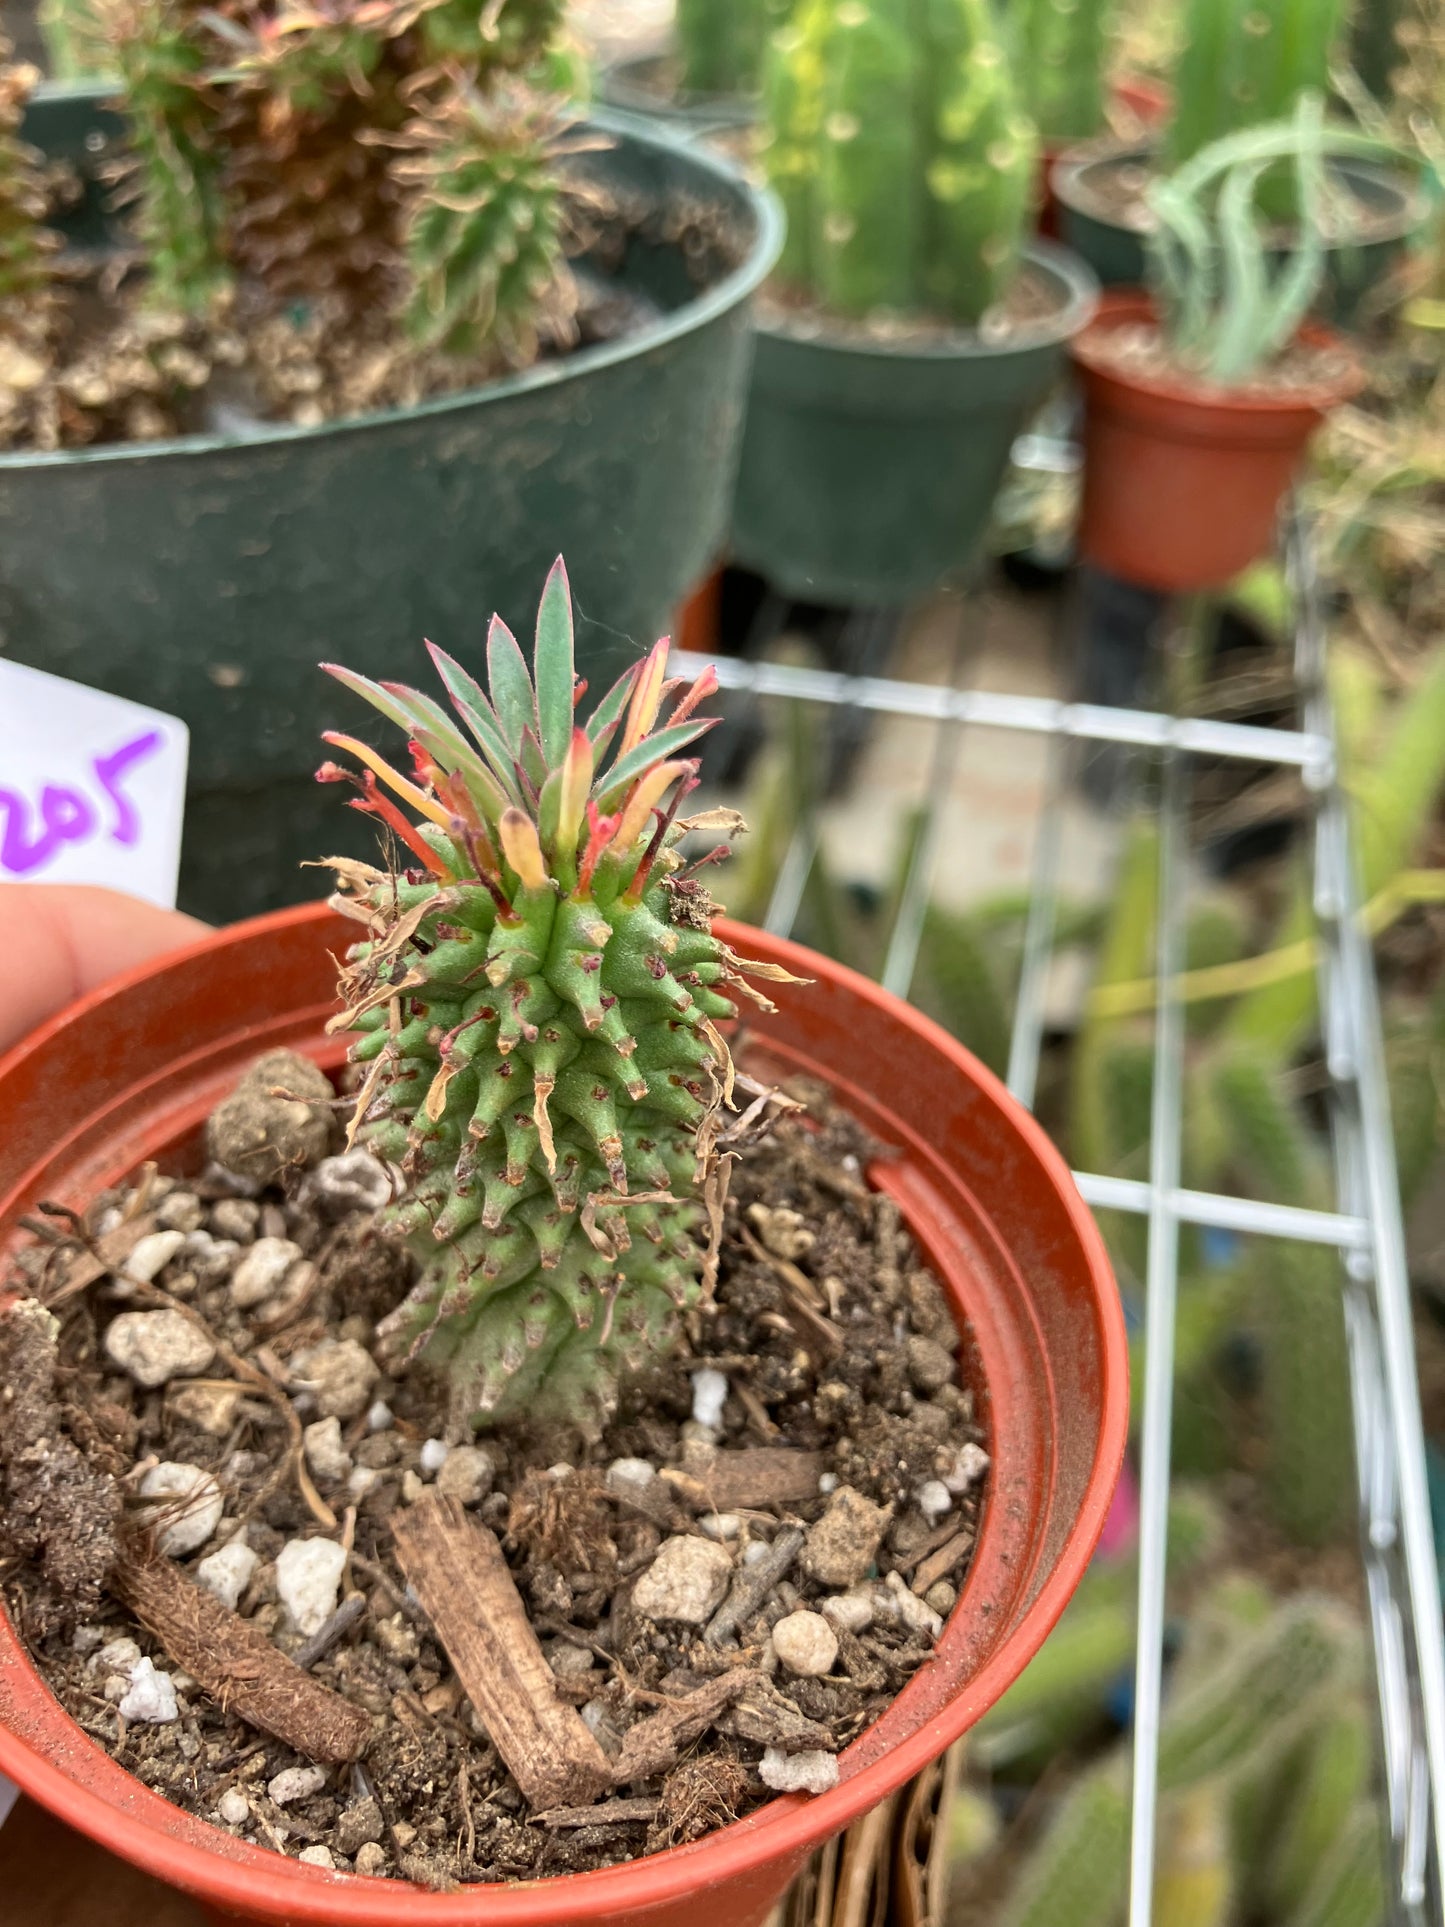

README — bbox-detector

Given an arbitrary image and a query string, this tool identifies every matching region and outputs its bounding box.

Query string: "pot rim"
[1051,136,1430,241]
[1,94,785,473]
[0,902,1128,1923]
[755,239,1100,366]
[598,48,760,124]
[1071,288,1365,416]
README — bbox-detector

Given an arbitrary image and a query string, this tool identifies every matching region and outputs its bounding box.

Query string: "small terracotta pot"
[0,904,1127,1927]
[1071,290,1363,592]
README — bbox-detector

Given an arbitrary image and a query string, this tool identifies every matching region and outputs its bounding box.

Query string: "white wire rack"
[674,518,1445,1926]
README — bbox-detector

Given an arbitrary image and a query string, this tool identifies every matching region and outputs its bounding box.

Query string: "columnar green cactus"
[1165,0,1346,171]
[0,47,57,321]
[397,79,565,363]
[1004,0,1115,142]
[321,562,782,1433]
[676,0,793,98]
[763,0,1038,325]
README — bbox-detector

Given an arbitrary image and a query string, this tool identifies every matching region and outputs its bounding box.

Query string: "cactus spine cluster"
[0,44,57,325]
[1004,0,1115,142]
[90,0,568,355]
[1166,0,1346,170]
[762,0,1038,325]
[321,561,784,1433]
[675,0,792,99]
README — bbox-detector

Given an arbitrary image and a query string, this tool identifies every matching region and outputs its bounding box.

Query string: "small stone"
[434,1445,494,1506]
[304,1416,352,1485]
[347,1466,381,1503]
[905,1335,956,1395]
[118,1656,178,1723]
[336,1796,384,1855]
[196,1540,259,1612]
[366,1400,393,1433]
[632,1534,733,1625]
[699,1511,742,1541]
[925,1580,957,1616]
[92,1636,141,1678]
[771,1610,838,1677]
[942,1443,990,1495]
[210,1198,259,1243]
[820,1591,874,1635]
[71,1625,104,1653]
[818,1473,838,1495]
[117,1229,187,1285]
[759,1747,838,1795]
[268,1765,327,1807]
[291,1338,379,1421]
[230,1236,303,1310]
[419,1438,450,1477]
[354,1842,389,1877]
[182,1230,241,1283]
[276,1537,346,1637]
[298,1846,335,1870]
[138,1462,223,1555]
[375,1613,418,1663]
[105,1309,214,1388]
[304,1151,393,1217]
[680,1419,720,1447]
[155,1191,205,1234]
[216,1789,251,1826]
[690,1366,729,1430]
[168,1382,242,1436]
[801,1486,892,1589]
[580,1699,622,1757]
[606,1457,655,1498]
[747,1202,816,1261]
[401,1469,426,1505]
[884,1569,943,1638]
[207,1049,333,1184]
[547,1641,595,1679]
[916,1480,952,1523]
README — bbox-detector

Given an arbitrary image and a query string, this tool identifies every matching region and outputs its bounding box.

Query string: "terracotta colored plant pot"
[1110,75,1173,130]
[1071,290,1363,592]
[0,904,1127,1927]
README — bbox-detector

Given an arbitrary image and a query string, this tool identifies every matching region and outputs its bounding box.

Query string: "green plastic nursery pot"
[0,902,1127,1927]
[599,51,759,137]
[0,87,782,925]
[1072,290,1364,592]
[730,241,1099,604]
[1052,141,1427,326]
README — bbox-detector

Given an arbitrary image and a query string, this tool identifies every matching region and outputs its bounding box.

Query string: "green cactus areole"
[320,562,793,1435]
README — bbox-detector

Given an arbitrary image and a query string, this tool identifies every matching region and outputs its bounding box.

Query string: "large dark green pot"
[1,86,782,922]
[599,51,758,139]
[1053,141,1427,327]
[730,241,1098,605]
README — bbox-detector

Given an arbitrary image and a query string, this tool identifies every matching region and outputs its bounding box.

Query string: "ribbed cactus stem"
[999,1766,1130,1927]
[322,562,781,1434]
[1005,0,1115,141]
[1263,1695,1371,1917]
[762,0,1036,324]
[1166,0,1346,177]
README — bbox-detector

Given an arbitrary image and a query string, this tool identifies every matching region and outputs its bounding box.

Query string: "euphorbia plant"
[320,563,788,1433]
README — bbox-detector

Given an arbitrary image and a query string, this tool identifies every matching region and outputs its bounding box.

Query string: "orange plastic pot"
[1071,291,1363,592]
[0,903,1126,1927]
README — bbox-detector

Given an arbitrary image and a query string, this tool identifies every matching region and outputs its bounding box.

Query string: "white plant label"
[0,659,188,908]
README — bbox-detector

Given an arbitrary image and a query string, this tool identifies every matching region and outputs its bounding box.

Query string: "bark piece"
[611,1671,756,1785]
[114,1538,370,1763]
[703,1449,827,1513]
[720,1676,836,1753]
[910,1530,975,1598]
[533,1797,659,1830]
[391,1494,612,1811]
[704,1524,805,1648]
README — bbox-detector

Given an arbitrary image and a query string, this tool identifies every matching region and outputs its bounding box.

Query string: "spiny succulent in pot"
[317,557,793,1435]
[1003,0,1116,146]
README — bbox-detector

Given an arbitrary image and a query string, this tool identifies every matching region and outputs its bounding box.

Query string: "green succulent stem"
[676,0,794,97]
[1003,0,1115,142]
[322,562,778,1433]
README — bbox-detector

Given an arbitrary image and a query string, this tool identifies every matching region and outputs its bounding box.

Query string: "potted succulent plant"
[1001,0,1116,235]
[730,0,1098,605]
[599,0,794,137]
[0,1,781,925]
[1071,103,1366,592]
[0,563,1127,1926]
[1051,0,1425,316]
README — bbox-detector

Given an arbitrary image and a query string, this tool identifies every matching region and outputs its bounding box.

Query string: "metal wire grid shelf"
[674,520,1445,1927]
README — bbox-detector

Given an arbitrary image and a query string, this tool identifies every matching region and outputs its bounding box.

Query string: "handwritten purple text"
[0,731,163,878]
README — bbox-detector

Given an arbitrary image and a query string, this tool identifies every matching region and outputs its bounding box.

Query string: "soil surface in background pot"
[0,1053,986,1888]
[4,161,749,453]
[1074,316,1357,398]
[758,260,1062,351]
